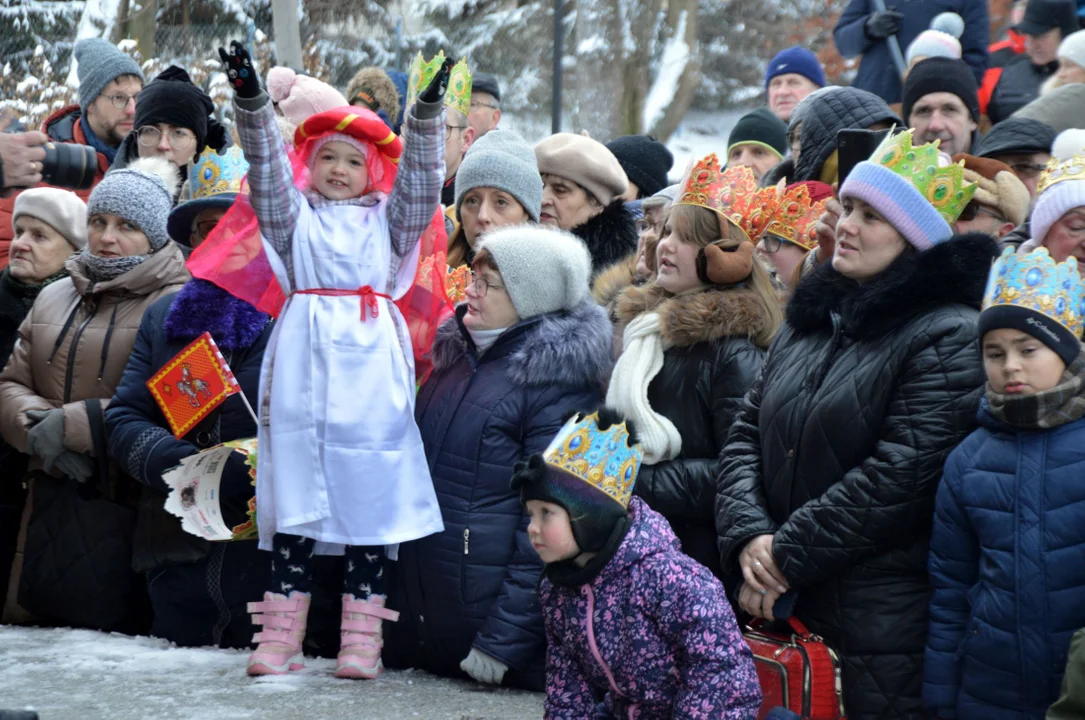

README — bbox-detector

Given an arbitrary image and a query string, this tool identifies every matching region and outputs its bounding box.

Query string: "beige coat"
[0,245,188,622]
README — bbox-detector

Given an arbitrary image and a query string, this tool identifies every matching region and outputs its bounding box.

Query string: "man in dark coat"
[833,0,989,104]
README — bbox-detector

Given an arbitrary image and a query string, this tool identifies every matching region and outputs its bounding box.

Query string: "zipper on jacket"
[63,300,98,403]
[463,527,470,555]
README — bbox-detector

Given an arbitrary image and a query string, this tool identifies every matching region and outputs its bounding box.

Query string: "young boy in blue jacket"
[923,246,1085,720]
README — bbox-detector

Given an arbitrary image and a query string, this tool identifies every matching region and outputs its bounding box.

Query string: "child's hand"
[418,58,456,105]
[218,41,261,99]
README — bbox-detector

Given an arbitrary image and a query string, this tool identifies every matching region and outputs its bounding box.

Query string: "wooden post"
[271,0,304,69]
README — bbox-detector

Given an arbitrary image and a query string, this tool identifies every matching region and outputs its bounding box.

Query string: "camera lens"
[40,143,97,191]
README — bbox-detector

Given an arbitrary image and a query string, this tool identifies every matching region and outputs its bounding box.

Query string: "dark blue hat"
[765,47,826,89]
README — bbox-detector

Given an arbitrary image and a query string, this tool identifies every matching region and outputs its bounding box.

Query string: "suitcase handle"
[747,616,823,643]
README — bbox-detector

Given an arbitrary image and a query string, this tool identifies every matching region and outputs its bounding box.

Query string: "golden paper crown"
[1037,155,1085,195]
[983,246,1085,338]
[868,129,977,224]
[542,411,643,510]
[764,183,827,251]
[406,51,473,117]
[676,156,782,243]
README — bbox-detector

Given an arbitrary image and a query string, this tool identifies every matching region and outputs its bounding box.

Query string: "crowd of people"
[3,0,1085,717]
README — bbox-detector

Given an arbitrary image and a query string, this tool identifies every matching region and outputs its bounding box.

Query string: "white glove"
[460,647,508,685]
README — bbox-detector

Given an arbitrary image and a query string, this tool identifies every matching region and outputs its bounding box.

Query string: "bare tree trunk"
[272,0,304,69]
[570,0,626,139]
[646,0,699,142]
[125,0,158,61]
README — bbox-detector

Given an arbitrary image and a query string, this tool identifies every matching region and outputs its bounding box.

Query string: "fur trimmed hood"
[614,282,780,349]
[573,200,639,277]
[788,232,998,339]
[431,301,613,389]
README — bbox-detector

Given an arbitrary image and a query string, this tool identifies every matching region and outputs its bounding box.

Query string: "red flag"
[146,332,240,438]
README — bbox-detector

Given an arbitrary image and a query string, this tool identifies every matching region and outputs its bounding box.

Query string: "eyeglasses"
[468,270,505,297]
[1010,162,1048,179]
[635,218,663,235]
[469,100,499,110]
[137,125,197,150]
[102,93,138,109]
[761,234,786,253]
[958,203,1008,224]
[193,219,220,239]
[446,124,468,140]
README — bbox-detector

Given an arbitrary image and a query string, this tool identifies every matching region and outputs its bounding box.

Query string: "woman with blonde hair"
[608,158,783,578]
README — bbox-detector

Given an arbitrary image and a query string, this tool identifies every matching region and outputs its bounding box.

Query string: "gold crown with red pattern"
[764,183,828,251]
[675,156,782,242]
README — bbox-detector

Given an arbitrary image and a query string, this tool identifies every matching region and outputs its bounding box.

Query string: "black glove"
[419,58,456,105]
[864,10,903,39]
[218,41,261,98]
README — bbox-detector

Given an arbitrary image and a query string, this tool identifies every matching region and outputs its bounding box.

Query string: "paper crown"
[764,183,827,251]
[1037,154,1085,195]
[542,411,643,510]
[189,147,249,199]
[406,51,473,117]
[676,156,782,243]
[867,129,977,225]
[983,247,1085,338]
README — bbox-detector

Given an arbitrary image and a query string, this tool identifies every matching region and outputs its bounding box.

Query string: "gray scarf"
[986,349,1085,430]
[80,248,148,283]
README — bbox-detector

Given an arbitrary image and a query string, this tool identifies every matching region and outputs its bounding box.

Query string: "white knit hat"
[1058,29,1085,72]
[906,13,965,65]
[476,224,592,319]
[1030,130,1085,245]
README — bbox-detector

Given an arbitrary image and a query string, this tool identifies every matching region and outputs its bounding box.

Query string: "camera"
[40,142,98,191]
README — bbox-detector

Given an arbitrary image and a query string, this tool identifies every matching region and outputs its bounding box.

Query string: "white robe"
[256,198,444,554]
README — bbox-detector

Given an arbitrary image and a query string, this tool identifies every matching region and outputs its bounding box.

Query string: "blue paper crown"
[542,411,642,509]
[188,146,249,200]
[983,247,1085,338]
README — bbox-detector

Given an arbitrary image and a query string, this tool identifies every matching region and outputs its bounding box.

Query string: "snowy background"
[0,626,544,719]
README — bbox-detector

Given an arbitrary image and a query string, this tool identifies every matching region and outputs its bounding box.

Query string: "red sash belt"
[293,285,391,321]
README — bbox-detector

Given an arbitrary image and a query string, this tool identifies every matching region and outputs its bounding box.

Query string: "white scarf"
[605,311,682,464]
[467,326,508,355]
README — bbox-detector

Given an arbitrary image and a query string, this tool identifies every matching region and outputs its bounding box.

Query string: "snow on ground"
[0,626,543,720]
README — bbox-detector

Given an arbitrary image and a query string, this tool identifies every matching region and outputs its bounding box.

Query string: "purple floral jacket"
[539,498,762,719]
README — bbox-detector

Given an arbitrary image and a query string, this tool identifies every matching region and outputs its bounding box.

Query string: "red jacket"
[0,105,111,269]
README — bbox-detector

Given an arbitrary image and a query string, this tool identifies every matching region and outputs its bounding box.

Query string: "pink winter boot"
[334,594,400,679]
[246,591,311,676]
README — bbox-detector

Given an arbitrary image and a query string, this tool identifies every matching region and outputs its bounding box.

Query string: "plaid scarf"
[987,349,1085,430]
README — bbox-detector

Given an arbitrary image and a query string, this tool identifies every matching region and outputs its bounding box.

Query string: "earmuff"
[696,238,755,285]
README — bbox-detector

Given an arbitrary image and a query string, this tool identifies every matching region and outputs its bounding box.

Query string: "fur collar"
[614,282,778,348]
[164,279,270,350]
[431,301,612,389]
[787,232,998,339]
[592,253,641,309]
[573,200,639,277]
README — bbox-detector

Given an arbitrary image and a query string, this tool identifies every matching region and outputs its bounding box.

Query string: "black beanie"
[979,305,1081,366]
[605,135,674,198]
[727,107,789,160]
[902,57,981,123]
[134,66,227,155]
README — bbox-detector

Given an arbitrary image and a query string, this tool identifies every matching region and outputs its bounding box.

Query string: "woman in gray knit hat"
[387,224,612,691]
[449,129,543,268]
[0,156,188,629]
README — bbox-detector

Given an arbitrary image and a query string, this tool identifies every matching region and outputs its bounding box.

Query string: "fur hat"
[87,157,181,251]
[13,188,88,249]
[267,67,349,128]
[952,154,1031,227]
[345,66,402,122]
[535,133,629,206]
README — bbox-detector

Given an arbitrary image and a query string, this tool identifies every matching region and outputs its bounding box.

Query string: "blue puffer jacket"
[386,301,612,689]
[924,402,1085,720]
[833,0,989,103]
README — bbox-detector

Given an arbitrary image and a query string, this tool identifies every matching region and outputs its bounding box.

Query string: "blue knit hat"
[74,38,144,112]
[765,47,826,90]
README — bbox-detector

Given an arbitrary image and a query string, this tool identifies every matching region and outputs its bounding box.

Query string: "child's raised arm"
[219,42,302,274]
[386,60,453,259]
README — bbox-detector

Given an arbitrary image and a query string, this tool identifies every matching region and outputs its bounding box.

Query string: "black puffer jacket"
[573,199,639,278]
[613,282,775,578]
[988,57,1058,125]
[715,233,998,719]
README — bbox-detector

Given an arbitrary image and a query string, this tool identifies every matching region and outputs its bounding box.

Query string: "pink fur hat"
[266,67,349,127]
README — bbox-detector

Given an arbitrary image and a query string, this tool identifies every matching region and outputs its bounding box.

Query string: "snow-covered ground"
[0,626,543,720]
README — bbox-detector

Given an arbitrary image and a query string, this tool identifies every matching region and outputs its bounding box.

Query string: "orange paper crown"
[764,183,829,251]
[146,332,241,438]
[676,156,782,243]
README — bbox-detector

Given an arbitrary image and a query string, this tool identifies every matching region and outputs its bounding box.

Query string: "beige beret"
[534,133,628,206]
[13,187,88,249]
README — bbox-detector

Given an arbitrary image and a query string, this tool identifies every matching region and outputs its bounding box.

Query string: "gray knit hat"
[455,130,543,222]
[87,157,182,251]
[477,225,591,319]
[75,38,144,112]
[13,188,88,249]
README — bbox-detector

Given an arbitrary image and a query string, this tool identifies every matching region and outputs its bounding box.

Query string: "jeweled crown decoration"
[1036,154,1085,195]
[983,247,1085,338]
[189,146,249,199]
[869,129,976,225]
[542,411,643,510]
[764,183,826,251]
[406,51,473,117]
[676,156,782,243]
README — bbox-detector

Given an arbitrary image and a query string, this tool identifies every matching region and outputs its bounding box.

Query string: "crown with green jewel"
[405,51,473,117]
[868,129,977,225]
